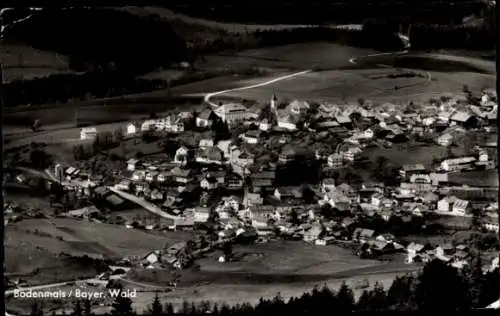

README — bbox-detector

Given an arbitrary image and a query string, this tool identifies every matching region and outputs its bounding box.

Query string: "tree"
[289,208,300,225]
[461,252,484,307]
[336,281,355,312]
[415,259,470,311]
[147,293,163,316]
[222,242,233,260]
[83,299,92,316]
[114,128,124,143]
[73,300,83,316]
[111,288,135,316]
[386,274,417,311]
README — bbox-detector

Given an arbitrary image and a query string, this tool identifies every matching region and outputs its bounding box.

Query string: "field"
[4,218,193,285]
[125,240,417,311]
[1,44,75,83]
[448,170,499,187]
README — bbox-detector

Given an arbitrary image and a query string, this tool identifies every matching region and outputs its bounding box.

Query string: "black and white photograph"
[1,0,498,315]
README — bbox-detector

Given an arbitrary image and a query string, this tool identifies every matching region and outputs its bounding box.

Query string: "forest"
[2,7,495,108]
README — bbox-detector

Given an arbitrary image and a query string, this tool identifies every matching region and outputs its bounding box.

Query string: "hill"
[2,7,188,73]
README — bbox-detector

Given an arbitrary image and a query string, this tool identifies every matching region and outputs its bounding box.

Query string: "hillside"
[2,7,188,73]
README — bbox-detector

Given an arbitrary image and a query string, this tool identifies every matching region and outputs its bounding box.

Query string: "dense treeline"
[27,258,500,315]
[164,0,487,25]
[3,8,187,73]
[411,25,496,50]
[3,72,166,107]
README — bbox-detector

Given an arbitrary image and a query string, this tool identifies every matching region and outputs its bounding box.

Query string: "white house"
[277,115,297,131]
[80,127,97,140]
[478,150,489,162]
[327,153,343,168]
[436,133,454,147]
[201,176,218,190]
[437,196,471,215]
[199,138,215,149]
[214,103,251,124]
[174,146,190,165]
[259,119,272,131]
[126,123,138,136]
[440,157,476,172]
[196,109,213,128]
[363,128,374,139]
[132,170,146,182]
[343,147,363,162]
[127,159,139,171]
[143,251,161,265]
[288,100,310,115]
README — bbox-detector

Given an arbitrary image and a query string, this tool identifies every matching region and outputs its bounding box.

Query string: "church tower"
[270,92,278,111]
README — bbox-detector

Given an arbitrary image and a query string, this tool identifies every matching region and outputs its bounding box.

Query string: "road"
[108,186,181,221]
[203,70,312,107]
[4,278,104,296]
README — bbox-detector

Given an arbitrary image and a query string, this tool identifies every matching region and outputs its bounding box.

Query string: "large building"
[214,103,251,124]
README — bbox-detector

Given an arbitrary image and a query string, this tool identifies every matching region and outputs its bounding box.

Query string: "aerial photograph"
[2,0,498,315]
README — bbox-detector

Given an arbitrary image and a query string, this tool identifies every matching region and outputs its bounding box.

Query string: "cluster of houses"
[52,89,498,272]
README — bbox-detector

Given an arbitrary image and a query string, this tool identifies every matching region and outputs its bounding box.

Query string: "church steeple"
[270,92,278,110]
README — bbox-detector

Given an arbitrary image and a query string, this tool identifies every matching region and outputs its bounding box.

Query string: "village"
[4,86,499,287]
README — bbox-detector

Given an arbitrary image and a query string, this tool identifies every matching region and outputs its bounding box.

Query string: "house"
[196,109,214,128]
[157,171,170,183]
[196,147,224,164]
[199,138,215,149]
[174,146,190,165]
[353,228,375,243]
[145,171,159,182]
[440,157,476,172]
[149,189,164,201]
[214,103,251,124]
[450,111,478,129]
[400,164,426,179]
[225,172,244,190]
[478,150,489,162]
[315,120,340,130]
[248,205,276,228]
[277,114,298,131]
[335,115,352,128]
[132,170,146,182]
[336,183,359,204]
[483,216,499,233]
[327,153,343,168]
[194,207,211,223]
[259,118,272,131]
[80,127,97,140]
[279,149,296,164]
[170,167,193,184]
[200,176,218,190]
[126,122,138,136]
[244,192,264,207]
[436,133,454,147]
[250,178,274,193]
[321,178,336,192]
[143,250,161,265]
[363,128,374,139]
[288,100,310,115]
[321,190,350,210]
[304,223,323,242]
[127,159,140,171]
[242,130,262,144]
[274,187,303,202]
[343,147,363,162]
[430,172,448,186]
[406,242,429,263]
[437,196,471,215]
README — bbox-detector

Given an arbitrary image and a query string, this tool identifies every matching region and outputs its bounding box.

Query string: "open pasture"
[198,43,377,71]
[6,218,192,258]
[1,44,75,82]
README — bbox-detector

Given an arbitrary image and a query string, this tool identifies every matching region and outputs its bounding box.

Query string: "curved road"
[203,70,312,107]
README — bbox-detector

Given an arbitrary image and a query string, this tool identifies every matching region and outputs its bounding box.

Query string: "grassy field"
[0,44,75,83]
[4,218,193,285]
[125,240,416,312]
[448,170,499,187]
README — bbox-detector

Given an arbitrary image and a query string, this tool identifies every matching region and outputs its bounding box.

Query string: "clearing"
[1,44,75,82]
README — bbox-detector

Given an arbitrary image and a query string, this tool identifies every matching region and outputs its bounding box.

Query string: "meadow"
[0,44,75,83]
